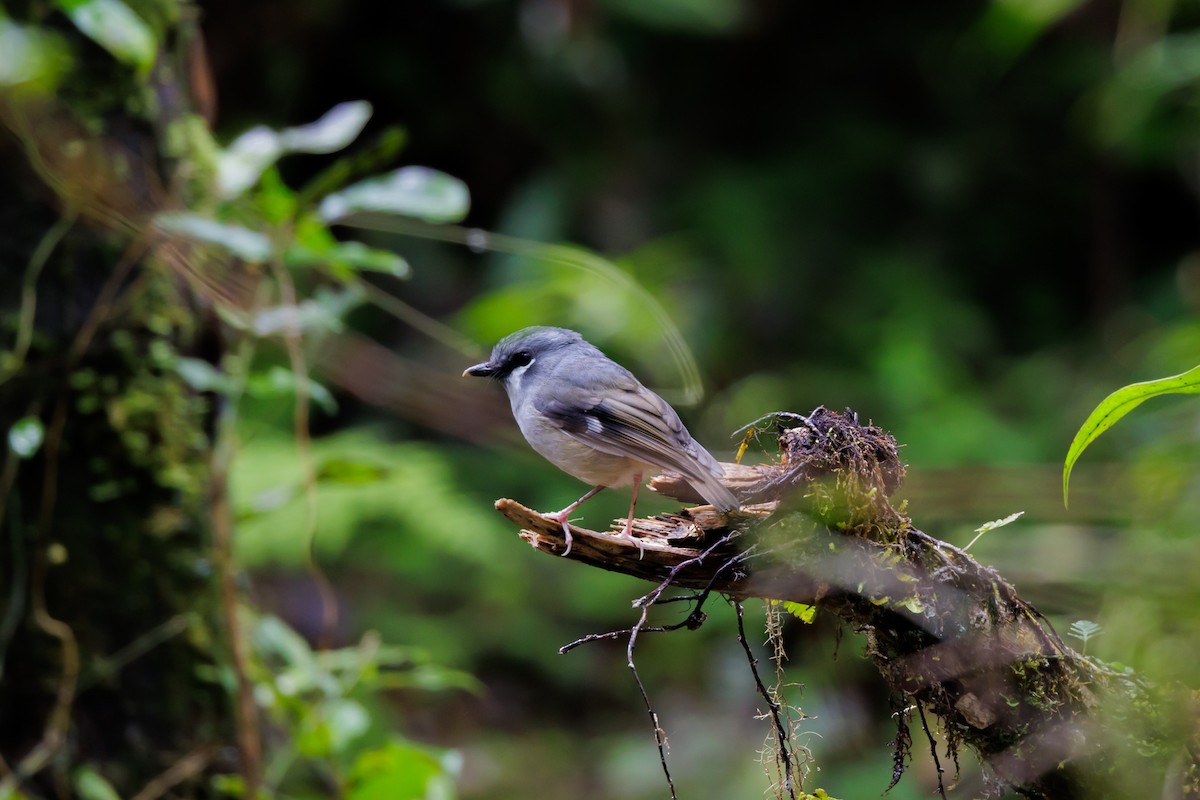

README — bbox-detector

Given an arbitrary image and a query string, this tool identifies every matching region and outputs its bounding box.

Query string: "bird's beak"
[463,361,498,378]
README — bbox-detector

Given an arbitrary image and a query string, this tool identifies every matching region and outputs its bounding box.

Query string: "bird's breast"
[514,400,644,487]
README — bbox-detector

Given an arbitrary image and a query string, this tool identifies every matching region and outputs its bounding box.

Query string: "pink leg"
[615,472,645,560]
[549,485,604,557]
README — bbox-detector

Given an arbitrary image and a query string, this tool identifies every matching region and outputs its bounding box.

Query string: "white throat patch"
[507,358,535,393]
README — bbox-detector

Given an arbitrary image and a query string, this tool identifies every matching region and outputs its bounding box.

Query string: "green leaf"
[1095,33,1200,153]
[317,458,390,484]
[297,125,409,206]
[216,126,284,198]
[245,484,297,517]
[250,304,337,337]
[56,0,155,74]
[72,766,122,800]
[325,698,371,753]
[279,100,373,154]
[8,416,44,458]
[348,741,453,800]
[246,366,338,413]
[330,242,410,277]
[1063,364,1200,507]
[319,166,470,224]
[216,102,372,198]
[154,212,272,262]
[286,240,410,279]
[899,596,926,615]
[249,285,363,341]
[963,510,1024,551]
[1067,619,1103,653]
[175,357,232,393]
[210,774,246,797]
[296,698,370,757]
[252,614,317,672]
[802,790,842,800]
[375,662,485,693]
[971,0,1089,61]
[776,600,816,624]
[256,167,300,224]
[0,18,71,90]
[975,510,1024,534]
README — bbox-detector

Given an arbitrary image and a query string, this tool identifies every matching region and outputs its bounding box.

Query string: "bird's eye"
[510,351,533,367]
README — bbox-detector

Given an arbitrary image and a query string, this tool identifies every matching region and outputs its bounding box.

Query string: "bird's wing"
[535,373,738,511]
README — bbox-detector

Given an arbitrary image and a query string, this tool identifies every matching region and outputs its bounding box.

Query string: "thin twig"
[627,602,677,800]
[273,263,338,649]
[729,410,812,439]
[736,601,798,800]
[560,621,688,654]
[614,533,757,798]
[211,341,262,798]
[560,530,754,797]
[130,744,217,800]
[651,591,708,605]
[916,699,948,800]
[0,215,74,387]
[83,614,191,690]
[632,531,745,609]
[67,236,150,363]
[624,533,747,799]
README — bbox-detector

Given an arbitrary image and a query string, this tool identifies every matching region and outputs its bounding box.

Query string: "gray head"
[462,326,599,394]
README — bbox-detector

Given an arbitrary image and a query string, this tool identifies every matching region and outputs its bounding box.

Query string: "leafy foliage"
[1063,365,1200,507]
[963,510,1024,551]
[776,600,817,625]
[244,613,472,797]
[1067,620,1103,654]
[54,0,155,74]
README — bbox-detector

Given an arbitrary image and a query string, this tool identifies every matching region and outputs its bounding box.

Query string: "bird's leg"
[548,485,605,556]
[614,472,646,560]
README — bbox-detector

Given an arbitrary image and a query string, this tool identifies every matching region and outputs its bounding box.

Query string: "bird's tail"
[691,468,739,513]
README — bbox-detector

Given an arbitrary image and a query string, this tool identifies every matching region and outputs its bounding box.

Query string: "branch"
[492,407,1190,799]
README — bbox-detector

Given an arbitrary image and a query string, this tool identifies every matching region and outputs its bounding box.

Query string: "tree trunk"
[0,14,235,797]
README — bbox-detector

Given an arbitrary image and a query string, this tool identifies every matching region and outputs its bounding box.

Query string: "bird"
[463,326,738,557]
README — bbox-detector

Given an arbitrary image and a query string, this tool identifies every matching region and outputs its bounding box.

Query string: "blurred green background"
[194,0,1200,797]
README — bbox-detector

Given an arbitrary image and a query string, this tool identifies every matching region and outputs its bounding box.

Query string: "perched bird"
[464,326,738,556]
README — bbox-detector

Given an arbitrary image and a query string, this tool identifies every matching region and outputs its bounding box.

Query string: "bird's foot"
[548,509,574,557]
[613,518,645,560]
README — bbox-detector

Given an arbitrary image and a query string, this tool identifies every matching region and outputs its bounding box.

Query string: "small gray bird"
[464,326,738,556]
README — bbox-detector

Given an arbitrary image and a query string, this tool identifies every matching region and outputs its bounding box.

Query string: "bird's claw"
[614,521,644,560]
[549,511,573,557]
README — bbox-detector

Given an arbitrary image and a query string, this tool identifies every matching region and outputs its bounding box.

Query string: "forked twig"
[628,601,677,800]
[558,531,751,799]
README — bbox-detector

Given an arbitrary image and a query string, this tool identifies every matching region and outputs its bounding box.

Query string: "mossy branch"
[494,407,1193,799]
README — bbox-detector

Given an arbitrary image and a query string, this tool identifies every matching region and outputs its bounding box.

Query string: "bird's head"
[462,326,585,392]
